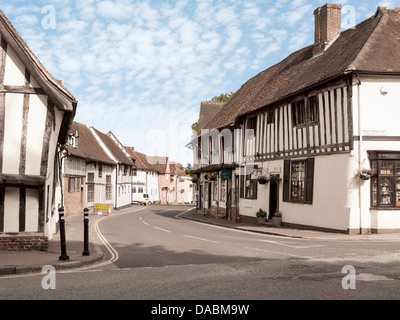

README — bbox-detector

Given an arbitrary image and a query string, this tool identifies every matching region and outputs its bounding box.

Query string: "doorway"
[269,181,278,219]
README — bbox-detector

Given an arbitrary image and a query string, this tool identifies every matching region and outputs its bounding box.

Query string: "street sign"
[221,170,232,181]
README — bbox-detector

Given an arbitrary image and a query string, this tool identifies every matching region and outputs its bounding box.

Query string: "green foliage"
[210,92,234,103]
[191,122,199,134]
[183,163,197,179]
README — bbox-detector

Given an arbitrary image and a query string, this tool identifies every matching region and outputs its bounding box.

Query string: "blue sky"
[0,0,397,166]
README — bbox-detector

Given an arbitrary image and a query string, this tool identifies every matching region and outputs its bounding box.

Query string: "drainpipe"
[356,73,363,234]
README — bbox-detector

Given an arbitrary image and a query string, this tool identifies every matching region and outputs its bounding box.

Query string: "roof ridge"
[345,10,388,72]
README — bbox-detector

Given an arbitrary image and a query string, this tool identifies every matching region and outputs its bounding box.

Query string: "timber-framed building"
[0,11,77,250]
[192,4,400,234]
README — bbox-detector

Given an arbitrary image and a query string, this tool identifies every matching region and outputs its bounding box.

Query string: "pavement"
[1,206,400,276]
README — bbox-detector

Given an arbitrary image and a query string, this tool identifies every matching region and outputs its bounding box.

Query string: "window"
[292,100,306,126]
[291,96,319,126]
[98,164,103,178]
[87,184,94,203]
[87,173,95,203]
[87,173,94,183]
[138,187,144,193]
[240,168,257,200]
[133,169,137,177]
[266,111,275,124]
[106,175,112,200]
[132,186,136,193]
[283,158,314,204]
[213,181,218,201]
[220,181,226,202]
[68,177,76,193]
[370,152,400,208]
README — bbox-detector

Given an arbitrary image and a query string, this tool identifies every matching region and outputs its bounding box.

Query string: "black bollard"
[58,206,69,261]
[82,208,90,256]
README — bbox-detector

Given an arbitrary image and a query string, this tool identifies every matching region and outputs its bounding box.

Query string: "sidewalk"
[0,214,105,276]
[2,207,400,276]
[178,209,400,241]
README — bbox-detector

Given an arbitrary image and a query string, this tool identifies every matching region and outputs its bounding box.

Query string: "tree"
[183,163,197,179]
[191,122,199,134]
[210,92,234,103]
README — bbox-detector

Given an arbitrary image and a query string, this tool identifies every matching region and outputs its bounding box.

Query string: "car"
[133,193,152,206]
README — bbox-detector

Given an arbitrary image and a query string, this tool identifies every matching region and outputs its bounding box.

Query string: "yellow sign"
[94,203,109,211]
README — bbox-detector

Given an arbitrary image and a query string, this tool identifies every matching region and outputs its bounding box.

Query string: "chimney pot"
[313,3,342,55]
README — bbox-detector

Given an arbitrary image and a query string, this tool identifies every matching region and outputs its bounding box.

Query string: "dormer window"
[68,130,79,149]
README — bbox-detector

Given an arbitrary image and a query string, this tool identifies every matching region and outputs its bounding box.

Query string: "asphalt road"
[1,205,400,303]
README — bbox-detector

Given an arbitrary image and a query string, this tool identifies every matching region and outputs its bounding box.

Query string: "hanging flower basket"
[356,168,374,181]
[209,175,217,181]
[257,176,268,184]
[191,178,198,183]
[269,175,282,183]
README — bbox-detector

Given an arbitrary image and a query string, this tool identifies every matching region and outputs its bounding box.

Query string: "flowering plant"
[269,175,282,183]
[356,168,374,181]
[257,175,268,184]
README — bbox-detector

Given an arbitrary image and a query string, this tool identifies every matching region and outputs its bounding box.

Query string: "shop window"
[370,154,400,209]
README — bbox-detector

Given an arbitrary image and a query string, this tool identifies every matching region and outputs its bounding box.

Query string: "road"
[0,205,399,303]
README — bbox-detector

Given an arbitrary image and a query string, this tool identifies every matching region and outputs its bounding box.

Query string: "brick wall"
[0,236,48,252]
[63,177,86,217]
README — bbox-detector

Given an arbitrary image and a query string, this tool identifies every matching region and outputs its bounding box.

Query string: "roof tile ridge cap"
[346,11,389,72]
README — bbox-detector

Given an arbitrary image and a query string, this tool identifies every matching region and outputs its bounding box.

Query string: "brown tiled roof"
[91,128,134,166]
[66,123,115,165]
[125,147,156,171]
[147,156,169,174]
[198,101,224,131]
[204,7,400,130]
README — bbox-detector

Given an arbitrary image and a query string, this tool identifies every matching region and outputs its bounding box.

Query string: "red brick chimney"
[313,3,342,55]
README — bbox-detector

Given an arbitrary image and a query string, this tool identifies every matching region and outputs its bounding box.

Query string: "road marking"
[93,216,119,266]
[153,226,172,233]
[142,221,150,226]
[258,239,325,249]
[244,246,312,259]
[357,273,394,282]
[183,234,218,243]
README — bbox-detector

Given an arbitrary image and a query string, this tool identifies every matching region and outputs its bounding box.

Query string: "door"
[269,181,278,219]
[226,179,232,219]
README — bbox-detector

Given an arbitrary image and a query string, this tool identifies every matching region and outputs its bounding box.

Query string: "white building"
[125,147,160,204]
[192,4,400,234]
[91,129,134,210]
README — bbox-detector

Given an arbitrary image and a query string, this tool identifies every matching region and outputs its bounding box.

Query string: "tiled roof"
[125,147,156,171]
[198,101,224,131]
[66,123,115,165]
[91,127,134,166]
[204,7,400,130]
[147,156,169,174]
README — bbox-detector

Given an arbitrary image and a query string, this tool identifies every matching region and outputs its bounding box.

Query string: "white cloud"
[4,0,384,166]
